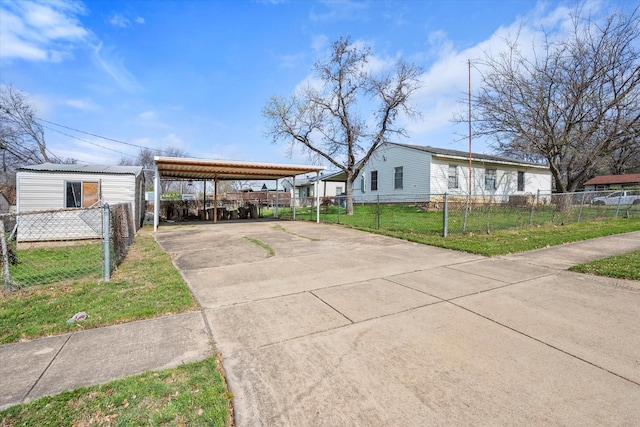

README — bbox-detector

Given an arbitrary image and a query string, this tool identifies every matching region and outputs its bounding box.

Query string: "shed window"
[394,167,403,190]
[517,171,525,191]
[66,181,99,208]
[485,169,497,191]
[448,165,458,189]
[370,171,378,191]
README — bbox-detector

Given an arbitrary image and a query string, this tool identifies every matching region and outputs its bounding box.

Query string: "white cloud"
[108,13,130,28]
[138,110,157,120]
[402,2,587,146]
[108,12,146,28]
[64,98,99,111]
[91,42,142,92]
[0,0,89,61]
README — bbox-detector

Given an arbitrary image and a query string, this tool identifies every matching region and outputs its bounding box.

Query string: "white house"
[353,143,551,202]
[283,171,346,206]
[16,163,145,241]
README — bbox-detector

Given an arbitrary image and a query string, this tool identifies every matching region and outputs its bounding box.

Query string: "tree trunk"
[345,175,354,215]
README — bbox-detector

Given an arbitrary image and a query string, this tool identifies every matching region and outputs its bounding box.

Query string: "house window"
[448,165,458,189]
[485,169,497,191]
[335,186,342,196]
[394,167,403,190]
[370,171,378,191]
[66,181,99,208]
[517,171,525,191]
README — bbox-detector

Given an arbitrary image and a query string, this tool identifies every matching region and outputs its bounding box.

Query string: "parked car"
[591,190,640,206]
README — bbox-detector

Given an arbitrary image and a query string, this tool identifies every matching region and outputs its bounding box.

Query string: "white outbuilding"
[16,163,145,241]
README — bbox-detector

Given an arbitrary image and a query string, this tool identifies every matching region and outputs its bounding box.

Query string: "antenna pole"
[468,59,472,195]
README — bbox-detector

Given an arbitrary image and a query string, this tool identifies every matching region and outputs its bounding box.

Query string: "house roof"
[388,143,548,169]
[583,173,640,186]
[295,170,346,185]
[154,156,326,181]
[18,163,144,176]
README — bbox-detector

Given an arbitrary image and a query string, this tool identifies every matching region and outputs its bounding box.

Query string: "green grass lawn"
[570,251,640,281]
[0,357,232,427]
[0,228,231,426]
[272,204,639,256]
[8,243,103,289]
[0,229,199,344]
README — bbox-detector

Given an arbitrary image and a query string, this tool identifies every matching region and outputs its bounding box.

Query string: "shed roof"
[18,163,143,175]
[583,173,640,186]
[154,157,326,180]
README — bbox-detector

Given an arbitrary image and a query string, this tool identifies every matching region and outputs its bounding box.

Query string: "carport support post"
[275,180,279,218]
[153,167,160,232]
[214,178,218,224]
[292,176,296,220]
[316,172,320,223]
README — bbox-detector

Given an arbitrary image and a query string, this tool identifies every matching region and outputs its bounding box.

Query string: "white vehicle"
[591,190,640,206]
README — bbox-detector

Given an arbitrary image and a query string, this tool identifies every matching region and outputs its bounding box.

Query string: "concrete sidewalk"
[1,223,639,424]
[0,311,212,410]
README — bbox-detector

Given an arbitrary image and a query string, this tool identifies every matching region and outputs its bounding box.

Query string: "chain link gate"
[1,203,136,293]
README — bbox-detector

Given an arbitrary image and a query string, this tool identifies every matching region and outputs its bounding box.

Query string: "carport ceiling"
[154,156,326,181]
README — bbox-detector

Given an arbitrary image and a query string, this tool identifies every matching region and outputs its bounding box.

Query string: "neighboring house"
[583,173,640,191]
[16,163,145,241]
[353,142,551,203]
[281,171,346,206]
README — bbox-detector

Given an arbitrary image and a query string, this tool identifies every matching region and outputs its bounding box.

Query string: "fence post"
[103,203,111,282]
[577,191,586,223]
[615,193,622,218]
[337,197,341,224]
[443,193,449,237]
[377,195,381,230]
[529,190,539,226]
[463,194,470,233]
[0,221,12,292]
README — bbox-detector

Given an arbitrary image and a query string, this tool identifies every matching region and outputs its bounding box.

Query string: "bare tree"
[264,36,422,214]
[119,145,189,192]
[471,7,640,192]
[0,85,52,185]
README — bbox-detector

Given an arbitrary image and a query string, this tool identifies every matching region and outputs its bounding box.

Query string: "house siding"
[356,144,432,201]
[353,142,552,203]
[430,158,552,200]
[16,170,144,242]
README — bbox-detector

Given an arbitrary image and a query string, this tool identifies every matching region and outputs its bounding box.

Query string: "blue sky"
[0,0,632,167]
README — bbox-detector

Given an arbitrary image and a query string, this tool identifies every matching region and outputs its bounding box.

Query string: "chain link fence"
[276,189,640,236]
[1,203,136,293]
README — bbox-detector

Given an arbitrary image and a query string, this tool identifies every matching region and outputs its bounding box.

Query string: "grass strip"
[569,251,640,280]
[243,237,275,257]
[347,217,640,256]
[0,229,199,344]
[272,224,321,241]
[0,357,232,427]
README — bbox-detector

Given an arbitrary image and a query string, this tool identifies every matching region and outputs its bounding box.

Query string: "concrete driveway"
[154,221,640,426]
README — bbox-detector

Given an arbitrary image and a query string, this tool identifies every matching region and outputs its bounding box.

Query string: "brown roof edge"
[583,173,640,186]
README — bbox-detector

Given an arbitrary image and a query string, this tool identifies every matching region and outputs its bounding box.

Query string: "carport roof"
[154,156,326,181]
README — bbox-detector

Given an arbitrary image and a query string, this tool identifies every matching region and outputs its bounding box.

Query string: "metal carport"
[153,156,326,231]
